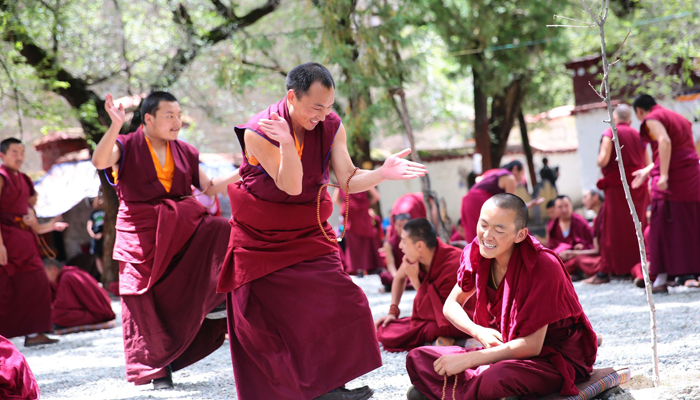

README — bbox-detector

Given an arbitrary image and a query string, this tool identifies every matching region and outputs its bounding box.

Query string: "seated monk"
[376,218,475,352]
[406,193,597,400]
[559,188,607,281]
[0,334,40,400]
[43,259,116,329]
[380,212,414,291]
[547,195,594,278]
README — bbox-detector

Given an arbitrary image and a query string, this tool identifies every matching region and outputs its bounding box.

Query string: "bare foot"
[434,336,455,346]
[597,334,603,347]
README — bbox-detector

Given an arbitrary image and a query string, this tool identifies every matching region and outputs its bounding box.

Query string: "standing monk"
[0,138,61,347]
[406,194,597,400]
[588,104,649,284]
[333,187,383,276]
[631,94,700,293]
[460,161,541,243]
[217,62,427,400]
[376,218,475,351]
[92,91,238,388]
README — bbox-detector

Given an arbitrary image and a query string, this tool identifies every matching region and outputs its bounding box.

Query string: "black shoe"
[634,278,646,288]
[315,386,374,400]
[206,301,227,320]
[406,386,428,400]
[152,365,173,390]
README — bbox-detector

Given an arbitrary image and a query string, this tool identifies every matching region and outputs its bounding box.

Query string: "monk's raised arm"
[597,136,613,168]
[93,94,125,170]
[244,128,303,196]
[646,119,672,188]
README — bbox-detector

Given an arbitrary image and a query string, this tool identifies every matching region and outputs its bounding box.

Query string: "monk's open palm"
[380,149,428,181]
[104,94,126,126]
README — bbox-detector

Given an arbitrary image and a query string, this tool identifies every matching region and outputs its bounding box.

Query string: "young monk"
[547,195,594,277]
[92,91,239,388]
[631,94,700,293]
[592,104,649,283]
[217,62,427,400]
[0,334,40,399]
[406,193,598,400]
[0,138,61,347]
[43,259,115,329]
[333,187,383,276]
[560,188,606,279]
[376,218,475,351]
[460,161,542,243]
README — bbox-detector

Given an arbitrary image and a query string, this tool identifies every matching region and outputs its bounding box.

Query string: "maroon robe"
[0,165,52,339]
[377,240,475,352]
[631,226,655,281]
[449,227,465,242]
[407,236,597,399]
[380,193,427,288]
[219,97,381,400]
[0,335,40,400]
[564,215,606,277]
[640,105,700,276]
[461,169,511,243]
[51,266,116,328]
[596,122,649,275]
[106,126,228,385]
[547,213,594,255]
[338,189,383,274]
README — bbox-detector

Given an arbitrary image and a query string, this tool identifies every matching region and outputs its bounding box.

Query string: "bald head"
[614,104,632,123]
[485,193,528,230]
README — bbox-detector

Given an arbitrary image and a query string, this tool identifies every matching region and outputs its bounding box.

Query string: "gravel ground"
[10,275,700,400]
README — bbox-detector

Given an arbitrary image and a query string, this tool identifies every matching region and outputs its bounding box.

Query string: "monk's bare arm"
[647,120,672,184]
[597,136,613,167]
[199,166,240,196]
[390,266,409,307]
[443,284,480,336]
[383,242,398,276]
[244,129,303,196]
[500,175,517,194]
[93,94,125,170]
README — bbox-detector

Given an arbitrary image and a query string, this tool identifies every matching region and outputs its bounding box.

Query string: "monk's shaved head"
[402,218,438,249]
[485,193,528,230]
[614,104,632,123]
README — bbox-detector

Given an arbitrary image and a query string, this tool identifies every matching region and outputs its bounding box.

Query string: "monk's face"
[394,218,408,235]
[582,190,597,210]
[0,143,25,171]
[288,82,335,132]
[143,101,182,141]
[634,107,649,122]
[555,197,573,220]
[546,206,557,220]
[511,167,524,183]
[399,229,420,263]
[477,202,528,260]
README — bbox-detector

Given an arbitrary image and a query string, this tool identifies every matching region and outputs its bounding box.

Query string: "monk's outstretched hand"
[474,327,503,349]
[631,167,650,189]
[258,112,294,146]
[434,353,473,376]
[380,149,428,181]
[104,94,126,126]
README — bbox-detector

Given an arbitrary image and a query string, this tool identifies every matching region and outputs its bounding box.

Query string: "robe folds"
[377,240,475,352]
[563,215,605,277]
[640,105,700,276]
[51,266,116,328]
[596,122,649,275]
[407,236,597,399]
[0,335,40,400]
[461,169,511,243]
[220,97,381,400]
[106,127,228,385]
[0,166,52,339]
[338,189,383,274]
[631,226,655,281]
[547,213,594,255]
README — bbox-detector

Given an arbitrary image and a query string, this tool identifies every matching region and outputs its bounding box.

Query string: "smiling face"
[477,201,528,260]
[0,143,25,171]
[143,101,182,141]
[287,82,335,132]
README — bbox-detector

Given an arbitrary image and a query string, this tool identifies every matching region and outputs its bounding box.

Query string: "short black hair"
[546,199,556,209]
[502,160,523,172]
[555,194,571,204]
[632,94,657,111]
[286,62,335,99]
[402,218,438,249]
[542,157,549,165]
[141,91,178,121]
[1,138,22,154]
[487,193,528,230]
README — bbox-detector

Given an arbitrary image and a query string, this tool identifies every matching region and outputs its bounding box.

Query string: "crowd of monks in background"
[1,78,700,400]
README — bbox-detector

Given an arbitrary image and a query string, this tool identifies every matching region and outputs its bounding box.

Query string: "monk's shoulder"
[531,249,567,277]
[325,111,341,133]
[173,139,199,157]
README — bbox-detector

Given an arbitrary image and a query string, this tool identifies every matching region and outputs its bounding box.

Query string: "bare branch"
[547,24,596,28]
[553,14,595,25]
[578,0,600,25]
[211,0,233,19]
[240,59,287,77]
[611,30,632,63]
[588,81,604,100]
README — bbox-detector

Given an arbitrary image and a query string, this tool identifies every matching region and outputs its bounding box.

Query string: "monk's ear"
[514,227,529,244]
[287,89,296,104]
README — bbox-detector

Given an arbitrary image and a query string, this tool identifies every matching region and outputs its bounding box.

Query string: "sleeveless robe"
[218,97,382,400]
[461,169,512,243]
[0,165,52,339]
[105,126,228,385]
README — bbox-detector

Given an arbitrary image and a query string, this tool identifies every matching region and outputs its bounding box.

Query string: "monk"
[0,138,63,347]
[546,195,594,278]
[0,335,40,400]
[333,187,383,276]
[406,193,597,400]
[449,219,465,243]
[43,259,116,329]
[632,94,700,293]
[217,62,427,400]
[460,161,542,243]
[92,91,238,388]
[559,188,606,279]
[591,104,649,283]
[376,218,474,351]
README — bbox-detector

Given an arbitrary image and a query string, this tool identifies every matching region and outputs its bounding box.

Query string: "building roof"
[33,128,87,150]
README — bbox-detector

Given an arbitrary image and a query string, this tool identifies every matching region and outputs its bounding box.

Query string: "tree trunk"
[489,78,525,168]
[473,70,492,171]
[518,110,537,191]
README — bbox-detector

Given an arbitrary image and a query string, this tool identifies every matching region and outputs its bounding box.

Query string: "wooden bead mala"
[316,167,359,243]
[441,374,458,400]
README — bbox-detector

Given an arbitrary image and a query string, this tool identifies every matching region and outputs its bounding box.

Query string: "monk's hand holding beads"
[474,326,503,349]
[433,353,472,377]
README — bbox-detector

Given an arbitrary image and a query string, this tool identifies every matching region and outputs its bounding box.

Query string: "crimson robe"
[0,335,40,400]
[377,240,475,352]
[219,97,381,400]
[547,213,594,254]
[640,105,700,276]
[338,189,383,274]
[563,215,605,277]
[596,122,649,275]
[51,266,116,328]
[106,126,228,385]
[0,165,52,339]
[407,236,597,399]
[631,226,655,281]
[461,169,511,243]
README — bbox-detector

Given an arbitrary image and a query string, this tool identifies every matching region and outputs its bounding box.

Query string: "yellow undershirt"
[111,136,174,192]
[247,132,304,166]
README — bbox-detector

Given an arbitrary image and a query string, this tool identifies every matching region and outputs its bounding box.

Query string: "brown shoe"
[406,386,428,400]
[651,284,668,294]
[583,274,610,285]
[24,333,59,347]
[634,278,645,288]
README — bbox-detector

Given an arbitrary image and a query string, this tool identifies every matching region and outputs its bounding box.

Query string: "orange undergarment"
[111,137,174,192]
[247,132,304,166]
